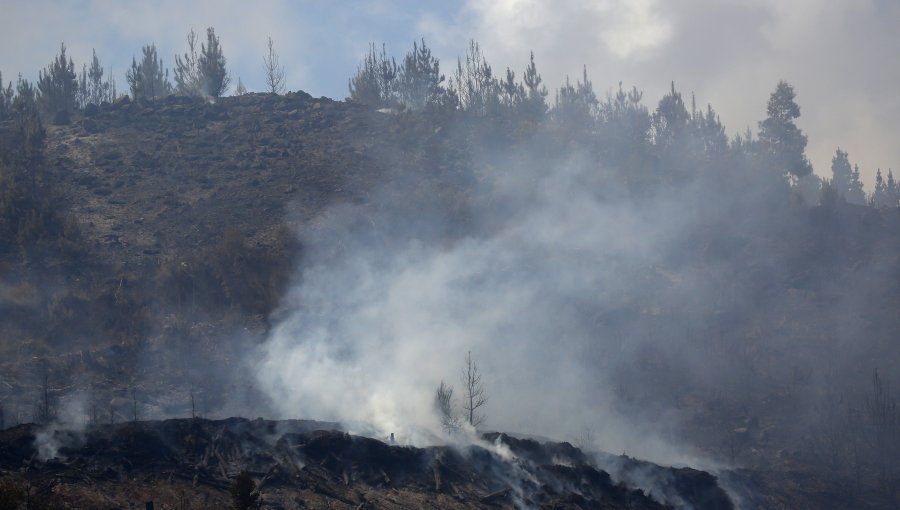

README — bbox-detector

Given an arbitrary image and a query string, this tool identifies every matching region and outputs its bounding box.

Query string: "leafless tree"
[263,37,285,94]
[434,380,459,433]
[131,388,138,422]
[34,374,53,424]
[461,351,487,427]
[866,369,899,496]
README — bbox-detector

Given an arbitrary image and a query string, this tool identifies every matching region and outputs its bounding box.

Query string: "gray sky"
[1,0,897,186]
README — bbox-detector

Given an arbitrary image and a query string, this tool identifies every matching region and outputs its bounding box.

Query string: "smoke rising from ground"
[255,127,774,467]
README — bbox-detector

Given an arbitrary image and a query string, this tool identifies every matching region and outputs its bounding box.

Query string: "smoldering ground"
[250,106,894,472]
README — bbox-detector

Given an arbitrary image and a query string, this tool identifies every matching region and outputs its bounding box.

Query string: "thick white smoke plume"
[255,140,723,467]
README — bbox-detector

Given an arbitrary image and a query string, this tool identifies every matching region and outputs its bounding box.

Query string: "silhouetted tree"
[553,66,598,134]
[398,39,443,110]
[199,28,230,97]
[126,44,171,100]
[349,43,398,107]
[653,82,690,149]
[175,28,230,97]
[263,36,285,94]
[830,148,852,202]
[758,81,812,180]
[37,43,77,123]
[598,83,651,161]
[692,102,728,157]
[0,71,13,120]
[499,67,525,113]
[174,29,201,96]
[434,380,460,433]
[522,51,547,121]
[455,41,498,115]
[847,164,865,205]
[886,170,899,207]
[872,168,888,207]
[461,351,487,427]
[83,49,111,105]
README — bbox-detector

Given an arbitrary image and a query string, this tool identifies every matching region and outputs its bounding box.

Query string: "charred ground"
[0,417,738,509]
[0,92,898,508]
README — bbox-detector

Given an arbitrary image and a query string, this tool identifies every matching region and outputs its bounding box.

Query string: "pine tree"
[174,29,201,96]
[653,81,690,149]
[522,51,547,121]
[455,41,498,115]
[86,49,111,105]
[886,170,899,207]
[348,43,397,107]
[872,168,888,207]
[847,164,865,204]
[598,83,651,156]
[830,148,853,201]
[199,27,230,97]
[126,44,171,100]
[37,43,78,123]
[694,103,727,156]
[0,71,13,120]
[553,66,597,132]
[499,67,525,112]
[398,39,444,110]
[758,81,812,180]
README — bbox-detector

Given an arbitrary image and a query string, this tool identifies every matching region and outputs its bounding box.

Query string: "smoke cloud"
[255,126,754,468]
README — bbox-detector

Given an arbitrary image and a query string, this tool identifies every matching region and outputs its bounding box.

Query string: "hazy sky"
[1,0,898,186]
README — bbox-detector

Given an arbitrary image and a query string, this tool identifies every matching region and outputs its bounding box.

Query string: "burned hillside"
[0,61,897,508]
[0,417,736,509]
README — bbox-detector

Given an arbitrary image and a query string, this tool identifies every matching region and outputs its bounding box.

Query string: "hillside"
[0,92,898,508]
[0,418,737,509]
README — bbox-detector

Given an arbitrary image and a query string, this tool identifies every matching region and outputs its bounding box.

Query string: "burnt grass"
[0,417,735,509]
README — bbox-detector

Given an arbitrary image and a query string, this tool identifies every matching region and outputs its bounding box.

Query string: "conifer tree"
[886,170,899,207]
[522,51,547,121]
[37,43,78,122]
[499,67,525,112]
[349,43,398,107]
[86,49,110,105]
[398,39,443,110]
[199,27,230,97]
[830,148,853,200]
[872,168,888,207]
[758,81,812,180]
[846,164,865,205]
[0,71,13,120]
[126,44,171,100]
[693,103,727,156]
[174,29,201,96]
[553,66,598,133]
[653,82,690,149]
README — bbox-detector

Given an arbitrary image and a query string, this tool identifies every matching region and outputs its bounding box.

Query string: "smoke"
[254,122,741,468]
[33,391,89,460]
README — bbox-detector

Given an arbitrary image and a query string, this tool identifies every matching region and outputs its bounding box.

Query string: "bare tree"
[461,351,487,427]
[434,380,459,433]
[34,373,54,424]
[263,37,285,94]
